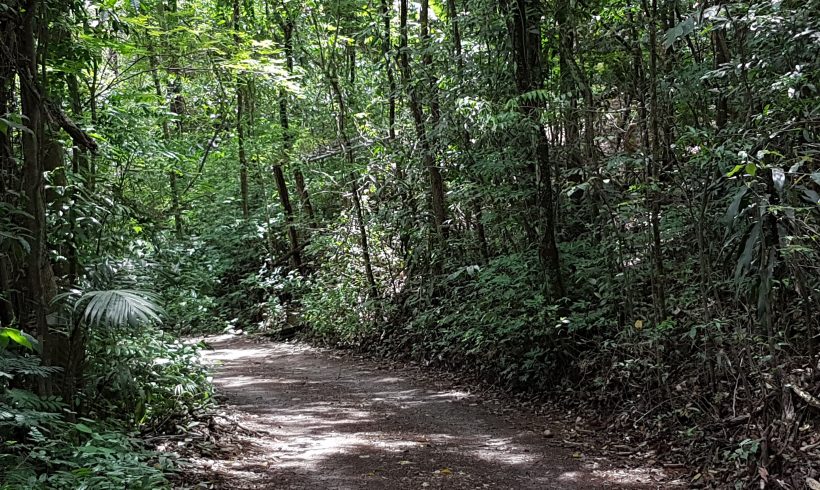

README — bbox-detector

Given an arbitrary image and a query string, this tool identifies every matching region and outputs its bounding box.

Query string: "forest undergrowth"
[2,0,819,488]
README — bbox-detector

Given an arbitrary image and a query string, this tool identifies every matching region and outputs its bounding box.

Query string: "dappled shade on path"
[186,335,673,489]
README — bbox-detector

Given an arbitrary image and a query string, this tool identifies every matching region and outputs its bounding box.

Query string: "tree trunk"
[328,75,378,298]
[276,88,303,274]
[644,0,667,320]
[280,19,316,229]
[447,0,490,261]
[237,82,250,219]
[0,40,16,326]
[19,0,53,393]
[400,0,448,245]
[381,0,397,143]
[273,18,305,274]
[233,0,249,220]
[420,0,448,242]
[505,0,565,299]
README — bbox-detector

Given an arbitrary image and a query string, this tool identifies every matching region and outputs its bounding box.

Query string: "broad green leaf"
[0,328,34,350]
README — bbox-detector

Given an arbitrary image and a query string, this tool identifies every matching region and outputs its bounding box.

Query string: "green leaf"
[0,116,34,136]
[724,187,748,224]
[0,328,34,350]
[735,222,761,283]
[663,17,695,50]
[74,423,94,434]
[727,164,744,177]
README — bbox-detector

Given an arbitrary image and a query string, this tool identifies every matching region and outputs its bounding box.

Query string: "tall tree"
[505,0,565,299]
[399,0,448,246]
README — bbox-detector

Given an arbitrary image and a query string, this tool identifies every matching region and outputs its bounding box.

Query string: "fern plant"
[0,326,173,489]
[0,328,68,486]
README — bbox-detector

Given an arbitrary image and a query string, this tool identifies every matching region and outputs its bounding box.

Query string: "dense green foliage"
[1,321,212,488]
[1,0,819,487]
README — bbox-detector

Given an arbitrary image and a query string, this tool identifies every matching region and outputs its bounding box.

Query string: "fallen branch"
[786,376,820,410]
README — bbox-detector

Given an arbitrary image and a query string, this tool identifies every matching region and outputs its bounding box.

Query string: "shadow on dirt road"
[183,335,679,489]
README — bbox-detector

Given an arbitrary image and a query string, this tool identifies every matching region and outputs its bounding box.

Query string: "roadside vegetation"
[1,0,818,487]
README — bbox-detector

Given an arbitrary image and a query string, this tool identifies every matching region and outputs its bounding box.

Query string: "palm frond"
[75,290,165,328]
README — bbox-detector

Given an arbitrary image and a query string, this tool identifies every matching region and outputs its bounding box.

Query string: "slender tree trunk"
[150,71,183,236]
[327,75,378,298]
[169,77,185,236]
[151,2,184,236]
[419,0,448,241]
[712,5,730,131]
[233,0,249,219]
[272,164,303,273]
[505,0,565,299]
[381,0,397,144]
[556,0,579,158]
[400,0,448,245]
[1,30,16,326]
[644,0,667,320]
[275,17,305,274]
[280,19,316,227]
[276,36,304,274]
[66,74,87,283]
[293,168,315,225]
[237,82,250,219]
[447,0,489,261]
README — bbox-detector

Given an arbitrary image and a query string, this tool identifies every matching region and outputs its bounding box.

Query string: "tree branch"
[45,102,97,153]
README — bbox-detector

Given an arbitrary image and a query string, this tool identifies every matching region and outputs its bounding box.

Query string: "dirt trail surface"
[184,335,678,489]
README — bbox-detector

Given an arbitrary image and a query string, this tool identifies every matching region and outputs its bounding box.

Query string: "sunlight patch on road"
[558,470,585,483]
[208,347,272,362]
[465,436,535,465]
[426,390,471,401]
[591,467,677,486]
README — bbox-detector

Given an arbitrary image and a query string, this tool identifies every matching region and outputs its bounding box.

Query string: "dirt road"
[186,335,676,489]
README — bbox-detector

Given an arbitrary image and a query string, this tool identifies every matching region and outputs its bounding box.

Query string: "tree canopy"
[1,0,819,487]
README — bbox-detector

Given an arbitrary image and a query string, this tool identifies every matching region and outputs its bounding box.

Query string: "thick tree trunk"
[19,0,54,393]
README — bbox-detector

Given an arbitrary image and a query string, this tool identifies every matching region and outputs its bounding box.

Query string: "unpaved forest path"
[185,335,678,489]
